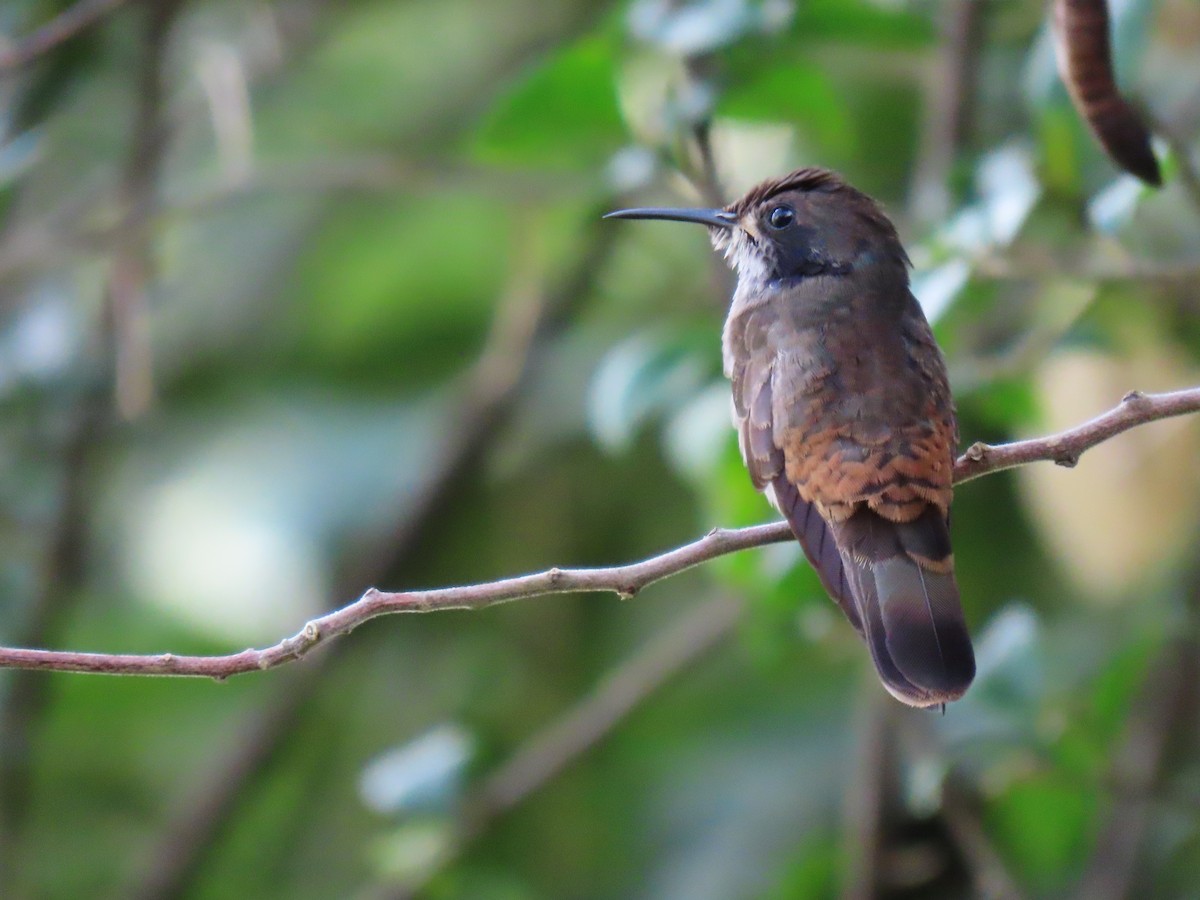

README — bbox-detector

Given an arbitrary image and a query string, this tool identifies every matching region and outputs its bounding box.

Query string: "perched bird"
[606,168,975,707]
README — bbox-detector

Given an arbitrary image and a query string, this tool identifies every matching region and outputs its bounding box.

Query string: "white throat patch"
[712,226,770,288]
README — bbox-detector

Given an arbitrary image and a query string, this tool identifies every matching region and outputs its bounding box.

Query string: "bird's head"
[606,167,909,287]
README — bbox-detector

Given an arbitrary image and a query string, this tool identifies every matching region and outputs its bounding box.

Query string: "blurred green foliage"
[2,0,1200,897]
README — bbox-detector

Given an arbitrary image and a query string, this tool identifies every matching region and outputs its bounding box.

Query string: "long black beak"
[603,207,736,229]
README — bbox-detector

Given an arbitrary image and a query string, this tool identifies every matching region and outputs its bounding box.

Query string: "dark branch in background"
[1074,634,1195,900]
[0,401,106,889]
[941,776,1028,900]
[840,692,895,900]
[473,597,738,818]
[0,0,318,289]
[680,58,724,208]
[1074,561,1200,900]
[0,0,181,889]
[909,0,986,226]
[846,685,1028,899]
[106,0,183,419]
[128,686,313,900]
[0,2,608,286]
[841,698,1029,899]
[0,0,128,72]
[898,715,1029,900]
[386,595,743,899]
[678,58,735,303]
[0,385,1196,679]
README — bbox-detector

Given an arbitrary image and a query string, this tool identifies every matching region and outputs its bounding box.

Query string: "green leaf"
[474,36,626,169]
[964,377,1040,432]
[790,0,933,46]
[289,193,507,376]
[764,831,839,899]
[716,63,853,154]
[1088,631,1158,740]
[988,776,1096,890]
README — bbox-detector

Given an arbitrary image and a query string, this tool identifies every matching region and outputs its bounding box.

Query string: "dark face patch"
[763,221,852,282]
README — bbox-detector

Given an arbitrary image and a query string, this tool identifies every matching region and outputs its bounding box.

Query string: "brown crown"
[726,167,848,216]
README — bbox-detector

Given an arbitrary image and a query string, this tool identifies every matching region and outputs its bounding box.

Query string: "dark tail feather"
[841,553,928,704]
[835,508,975,707]
[772,476,860,634]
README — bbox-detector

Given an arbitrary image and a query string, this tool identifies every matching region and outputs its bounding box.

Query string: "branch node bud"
[1122,389,1147,405]
[965,441,989,461]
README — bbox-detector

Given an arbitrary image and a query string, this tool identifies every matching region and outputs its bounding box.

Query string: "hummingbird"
[606,168,975,707]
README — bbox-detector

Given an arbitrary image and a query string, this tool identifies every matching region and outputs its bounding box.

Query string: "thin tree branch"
[0,0,128,72]
[954,386,1200,481]
[0,521,784,677]
[0,385,1192,677]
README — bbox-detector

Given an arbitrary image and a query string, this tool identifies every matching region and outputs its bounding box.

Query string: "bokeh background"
[2,0,1200,897]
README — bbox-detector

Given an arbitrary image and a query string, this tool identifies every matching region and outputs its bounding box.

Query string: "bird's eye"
[768,206,795,229]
